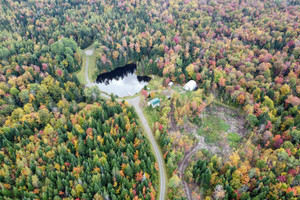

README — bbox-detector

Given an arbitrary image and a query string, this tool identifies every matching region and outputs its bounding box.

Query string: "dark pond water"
[95,63,151,97]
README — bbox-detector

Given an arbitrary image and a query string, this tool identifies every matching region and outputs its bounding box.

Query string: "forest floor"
[76,44,97,84]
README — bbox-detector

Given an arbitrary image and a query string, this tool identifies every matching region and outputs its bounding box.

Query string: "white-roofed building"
[183,80,197,91]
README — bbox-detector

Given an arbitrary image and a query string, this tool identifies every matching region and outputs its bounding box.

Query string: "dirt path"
[84,49,112,100]
[178,132,220,200]
[85,49,93,87]
[178,105,246,200]
[178,134,206,200]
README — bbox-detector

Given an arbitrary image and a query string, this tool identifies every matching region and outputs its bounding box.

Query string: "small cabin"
[183,80,197,91]
[148,98,160,108]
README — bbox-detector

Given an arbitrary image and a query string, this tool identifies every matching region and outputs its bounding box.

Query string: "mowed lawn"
[76,44,97,84]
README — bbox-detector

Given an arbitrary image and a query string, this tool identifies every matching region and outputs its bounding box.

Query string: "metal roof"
[149,98,160,104]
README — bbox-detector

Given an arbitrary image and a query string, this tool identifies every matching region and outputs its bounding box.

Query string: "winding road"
[178,136,206,200]
[126,96,166,200]
[84,50,166,200]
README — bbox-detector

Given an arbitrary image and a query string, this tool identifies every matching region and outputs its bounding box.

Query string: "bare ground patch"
[207,105,248,137]
[170,104,248,200]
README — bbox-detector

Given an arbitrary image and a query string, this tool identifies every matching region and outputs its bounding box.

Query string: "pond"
[95,63,151,97]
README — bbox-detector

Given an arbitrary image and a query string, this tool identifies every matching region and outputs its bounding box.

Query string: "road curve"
[126,96,166,200]
[84,50,166,200]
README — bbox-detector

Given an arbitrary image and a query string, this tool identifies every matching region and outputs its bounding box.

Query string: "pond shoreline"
[94,63,151,97]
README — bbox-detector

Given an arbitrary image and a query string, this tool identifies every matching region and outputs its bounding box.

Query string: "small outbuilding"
[148,98,160,108]
[183,80,197,91]
[168,82,173,87]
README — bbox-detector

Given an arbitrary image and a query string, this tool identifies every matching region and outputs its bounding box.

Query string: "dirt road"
[126,96,166,200]
[84,50,166,200]
[85,50,93,86]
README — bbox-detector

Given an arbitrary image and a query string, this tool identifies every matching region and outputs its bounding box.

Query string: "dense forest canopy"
[0,0,299,199]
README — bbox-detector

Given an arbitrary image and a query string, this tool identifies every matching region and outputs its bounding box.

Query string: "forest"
[0,0,299,199]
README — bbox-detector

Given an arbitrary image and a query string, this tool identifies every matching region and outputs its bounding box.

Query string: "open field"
[76,44,97,84]
[146,75,164,90]
[198,114,230,144]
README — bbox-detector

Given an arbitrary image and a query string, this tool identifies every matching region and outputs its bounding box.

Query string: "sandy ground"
[85,49,94,56]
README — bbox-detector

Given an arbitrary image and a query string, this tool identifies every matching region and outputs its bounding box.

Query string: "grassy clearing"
[144,106,160,130]
[213,99,242,113]
[173,85,183,93]
[76,52,87,84]
[147,75,163,90]
[87,52,97,82]
[227,132,241,148]
[76,44,98,84]
[198,115,229,143]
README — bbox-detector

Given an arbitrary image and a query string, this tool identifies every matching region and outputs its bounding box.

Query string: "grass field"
[146,75,163,90]
[227,132,241,148]
[198,114,230,143]
[144,106,160,130]
[76,44,98,84]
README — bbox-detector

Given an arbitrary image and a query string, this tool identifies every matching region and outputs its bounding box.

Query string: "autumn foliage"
[0,0,299,199]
